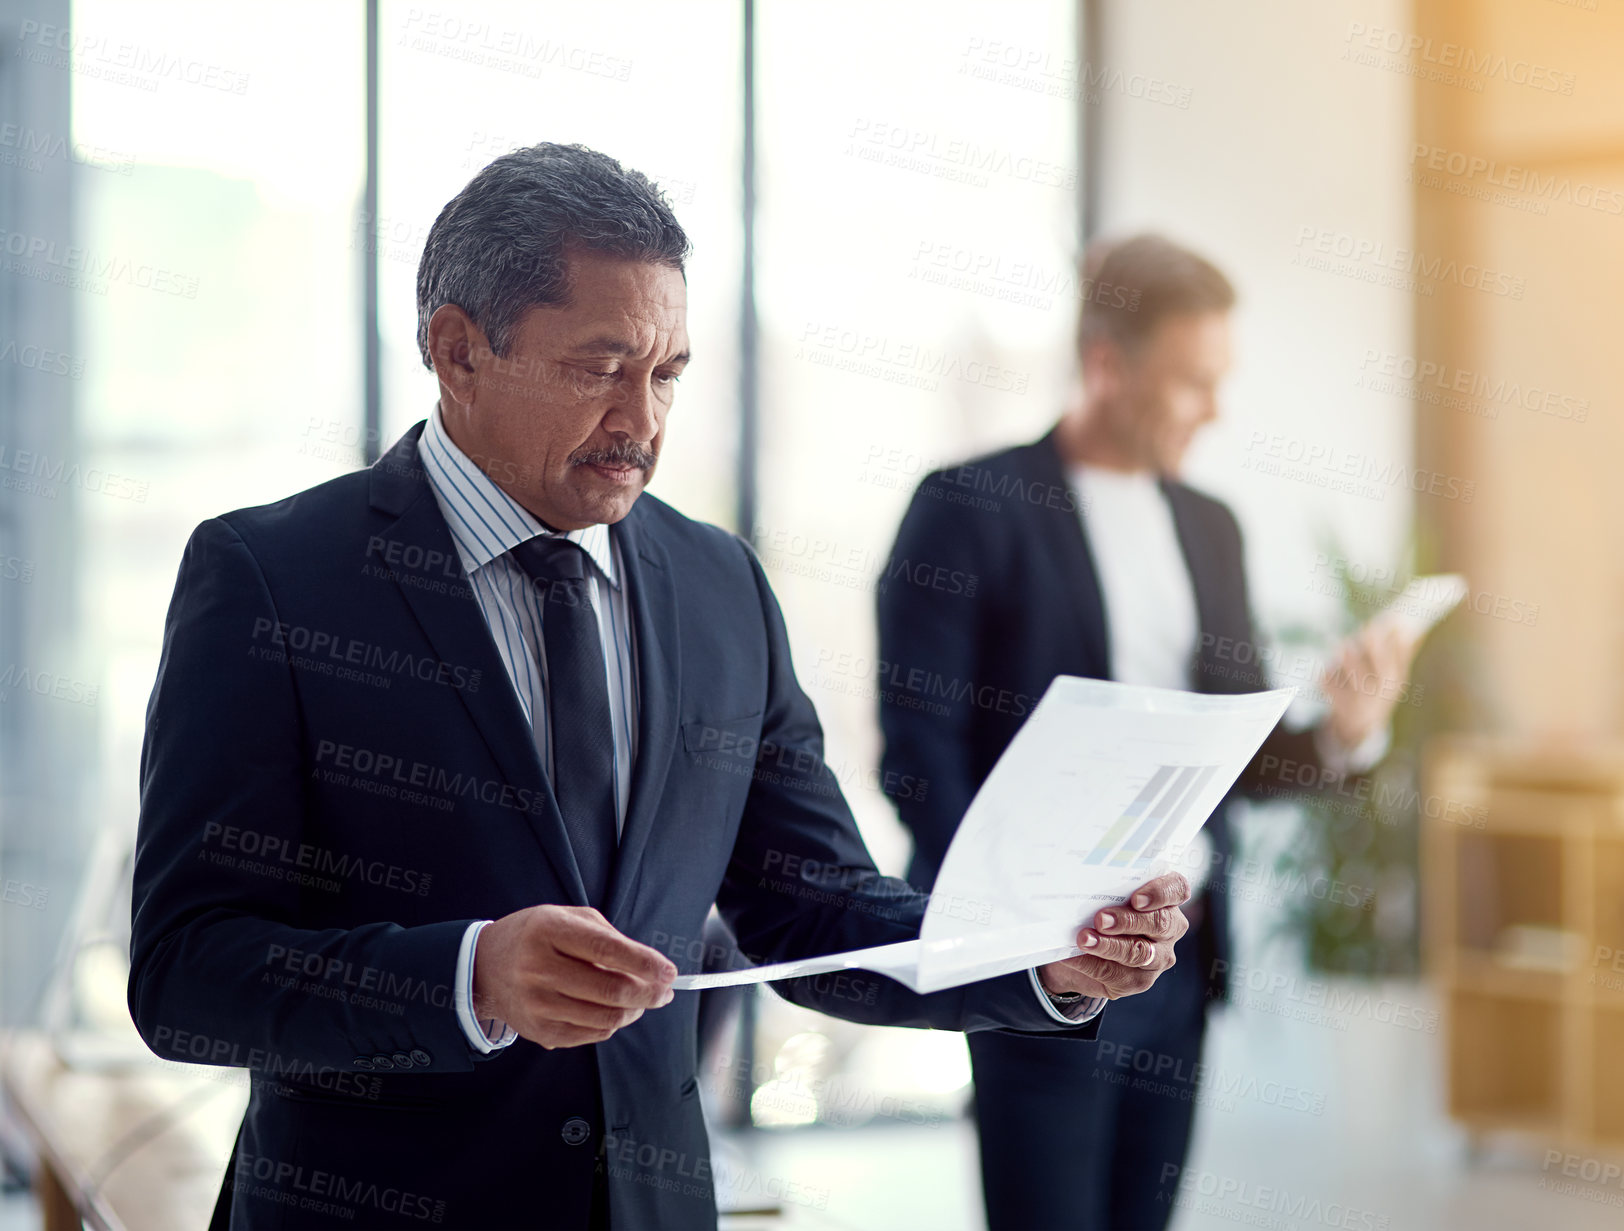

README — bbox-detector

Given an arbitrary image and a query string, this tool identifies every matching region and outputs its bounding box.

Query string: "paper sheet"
[1370,573,1468,640]
[675,676,1294,994]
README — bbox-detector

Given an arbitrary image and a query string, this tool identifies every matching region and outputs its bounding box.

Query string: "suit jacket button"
[561,1117,591,1146]
[352,1058,375,1070]
[410,1049,431,1067]
[392,1052,414,1069]
[371,1054,395,1070]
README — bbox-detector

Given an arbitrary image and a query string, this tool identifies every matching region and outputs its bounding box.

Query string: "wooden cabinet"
[1424,737,1624,1148]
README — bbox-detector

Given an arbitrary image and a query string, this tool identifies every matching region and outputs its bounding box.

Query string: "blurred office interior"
[1,1,1622,1228]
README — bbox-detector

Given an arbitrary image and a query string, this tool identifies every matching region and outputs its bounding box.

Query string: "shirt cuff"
[456,920,517,1053]
[1314,722,1390,776]
[1028,966,1106,1024]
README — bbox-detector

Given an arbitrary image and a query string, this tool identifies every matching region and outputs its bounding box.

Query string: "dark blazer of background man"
[128,145,1192,1231]
[878,236,1417,1231]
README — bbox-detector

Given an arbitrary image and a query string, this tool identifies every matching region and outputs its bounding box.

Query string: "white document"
[1370,573,1468,641]
[675,677,1294,994]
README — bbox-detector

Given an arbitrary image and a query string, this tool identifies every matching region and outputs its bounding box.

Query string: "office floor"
[714,975,1624,1231]
[12,856,1600,1231]
[3,986,1617,1230]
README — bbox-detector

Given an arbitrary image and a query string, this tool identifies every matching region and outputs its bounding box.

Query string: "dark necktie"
[509,536,617,906]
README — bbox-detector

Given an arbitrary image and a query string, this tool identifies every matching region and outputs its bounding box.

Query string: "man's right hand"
[472,905,677,1049]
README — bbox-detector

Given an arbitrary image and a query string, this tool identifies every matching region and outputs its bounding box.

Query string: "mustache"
[570,442,657,470]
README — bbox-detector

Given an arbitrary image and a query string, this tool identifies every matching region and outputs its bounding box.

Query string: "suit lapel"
[1028,428,1111,676]
[368,424,588,903]
[1161,478,1234,695]
[603,501,681,922]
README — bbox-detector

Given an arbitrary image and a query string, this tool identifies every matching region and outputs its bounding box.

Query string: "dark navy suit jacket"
[877,427,1328,1004]
[128,423,1096,1231]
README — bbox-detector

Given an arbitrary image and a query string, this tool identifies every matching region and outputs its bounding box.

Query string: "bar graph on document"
[1083,763,1221,870]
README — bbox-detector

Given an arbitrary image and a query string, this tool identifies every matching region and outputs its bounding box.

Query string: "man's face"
[433,249,690,530]
[1093,310,1231,475]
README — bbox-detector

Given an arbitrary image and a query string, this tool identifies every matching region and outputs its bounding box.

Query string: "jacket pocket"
[263,1075,437,1113]
[681,712,764,754]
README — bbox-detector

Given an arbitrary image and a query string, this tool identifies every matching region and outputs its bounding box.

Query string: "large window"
[734,0,1081,1162]
[70,0,367,851]
[0,0,366,1028]
[755,0,1078,874]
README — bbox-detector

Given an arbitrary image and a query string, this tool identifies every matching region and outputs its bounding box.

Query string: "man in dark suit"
[878,235,1418,1231]
[128,146,1193,1231]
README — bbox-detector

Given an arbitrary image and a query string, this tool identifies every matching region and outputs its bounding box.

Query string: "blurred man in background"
[877,234,1419,1231]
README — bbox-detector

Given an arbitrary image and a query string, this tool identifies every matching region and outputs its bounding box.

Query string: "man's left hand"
[1037,872,1191,1000]
[1322,615,1421,751]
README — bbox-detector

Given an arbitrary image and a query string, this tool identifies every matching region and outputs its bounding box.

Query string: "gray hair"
[415,142,691,369]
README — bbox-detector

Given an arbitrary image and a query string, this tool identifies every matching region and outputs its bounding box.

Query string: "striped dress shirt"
[417,406,638,1052]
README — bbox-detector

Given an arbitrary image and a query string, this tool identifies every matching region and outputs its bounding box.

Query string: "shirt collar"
[1070,461,1159,491]
[416,404,620,589]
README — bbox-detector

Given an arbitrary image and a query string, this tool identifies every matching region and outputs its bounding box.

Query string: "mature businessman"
[878,235,1418,1231]
[128,146,1193,1231]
